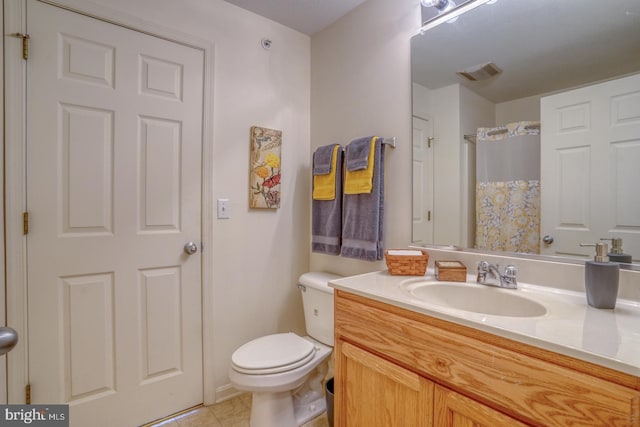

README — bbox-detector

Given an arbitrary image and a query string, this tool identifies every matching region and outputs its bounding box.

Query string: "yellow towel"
[344,137,377,194]
[313,145,340,200]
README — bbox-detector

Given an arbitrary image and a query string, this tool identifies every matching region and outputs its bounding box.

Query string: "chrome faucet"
[476,261,518,289]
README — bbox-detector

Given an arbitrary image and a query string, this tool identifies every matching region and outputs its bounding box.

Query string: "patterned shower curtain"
[475,121,541,254]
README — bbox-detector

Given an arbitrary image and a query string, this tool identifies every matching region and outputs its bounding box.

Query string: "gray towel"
[313,144,337,175]
[345,136,373,171]
[340,138,385,261]
[312,146,343,255]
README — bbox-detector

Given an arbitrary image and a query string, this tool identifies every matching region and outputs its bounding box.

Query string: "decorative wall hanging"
[249,126,282,209]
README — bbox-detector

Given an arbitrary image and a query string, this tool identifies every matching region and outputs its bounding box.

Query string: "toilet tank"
[298,272,342,346]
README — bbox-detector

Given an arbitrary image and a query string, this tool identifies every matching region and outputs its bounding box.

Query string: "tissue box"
[385,249,429,276]
[435,260,467,282]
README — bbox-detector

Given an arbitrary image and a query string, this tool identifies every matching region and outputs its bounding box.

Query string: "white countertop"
[330,271,640,377]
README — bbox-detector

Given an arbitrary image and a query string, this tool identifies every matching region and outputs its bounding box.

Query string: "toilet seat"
[231,333,316,375]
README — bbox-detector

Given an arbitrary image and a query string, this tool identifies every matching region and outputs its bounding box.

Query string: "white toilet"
[229,272,341,427]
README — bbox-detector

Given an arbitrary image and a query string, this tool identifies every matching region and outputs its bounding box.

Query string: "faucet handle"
[503,264,518,288]
[504,264,517,278]
[476,261,488,283]
[477,260,489,271]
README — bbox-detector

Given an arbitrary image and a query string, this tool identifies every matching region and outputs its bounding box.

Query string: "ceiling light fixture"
[420,0,453,11]
[418,0,493,34]
[420,0,458,23]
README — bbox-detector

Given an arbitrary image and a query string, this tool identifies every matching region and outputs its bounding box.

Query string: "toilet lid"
[231,333,316,375]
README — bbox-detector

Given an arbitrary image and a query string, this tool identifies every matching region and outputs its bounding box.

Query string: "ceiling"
[224,0,369,35]
[412,0,640,103]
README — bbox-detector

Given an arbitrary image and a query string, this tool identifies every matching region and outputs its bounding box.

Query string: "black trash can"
[325,378,334,427]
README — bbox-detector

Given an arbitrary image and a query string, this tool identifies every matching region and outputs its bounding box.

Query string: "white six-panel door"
[26,1,204,425]
[540,73,640,261]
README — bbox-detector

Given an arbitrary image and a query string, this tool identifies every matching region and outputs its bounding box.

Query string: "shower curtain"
[475,121,540,254]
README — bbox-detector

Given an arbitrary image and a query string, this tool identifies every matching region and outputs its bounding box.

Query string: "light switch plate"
[217,199,230,219]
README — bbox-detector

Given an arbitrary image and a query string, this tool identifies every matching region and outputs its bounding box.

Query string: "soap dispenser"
[600,238,632,264]
[580,242,619,309]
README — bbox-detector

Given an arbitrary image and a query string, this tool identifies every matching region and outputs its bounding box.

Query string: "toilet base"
[250,391,295,427]
[249,391,326,427]
[294,395,326,426]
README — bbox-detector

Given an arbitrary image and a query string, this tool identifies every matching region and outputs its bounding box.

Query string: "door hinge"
[23,212,29,235]
[13,33,30,60]
[25,383,31,404]
[428,210,432,221]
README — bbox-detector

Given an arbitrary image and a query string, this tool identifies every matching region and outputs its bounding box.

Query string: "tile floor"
[149,393,330,427]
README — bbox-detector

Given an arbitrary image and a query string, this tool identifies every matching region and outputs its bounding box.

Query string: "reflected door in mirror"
[541,73,640,262]
[412,116,434,243]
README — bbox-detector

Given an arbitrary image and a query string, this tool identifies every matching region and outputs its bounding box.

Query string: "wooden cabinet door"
[335,340,433,427]
[434,385,529,427]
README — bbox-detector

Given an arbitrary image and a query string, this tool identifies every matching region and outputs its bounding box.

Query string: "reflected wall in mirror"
[411,0,640,264]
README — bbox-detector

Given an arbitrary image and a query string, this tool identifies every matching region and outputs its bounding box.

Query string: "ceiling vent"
[457,62,502,81]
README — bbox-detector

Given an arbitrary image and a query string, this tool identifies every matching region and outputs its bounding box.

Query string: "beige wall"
[310,0,421,276]
[496,94,542,124]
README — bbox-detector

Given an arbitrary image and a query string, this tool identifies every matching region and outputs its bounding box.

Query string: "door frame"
[0,1,7,405]
[3,0,216,406]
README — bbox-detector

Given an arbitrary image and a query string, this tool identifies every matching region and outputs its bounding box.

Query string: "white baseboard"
[215,383,245,404]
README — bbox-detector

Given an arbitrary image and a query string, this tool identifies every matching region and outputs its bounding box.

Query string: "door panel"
[336,341,434,426]
[434,385,528,427]
[26,1,204,425]
[540,73,640,260]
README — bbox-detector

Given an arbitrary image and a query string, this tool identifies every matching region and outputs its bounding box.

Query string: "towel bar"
[341,137,396,150]
[382,137,397,148]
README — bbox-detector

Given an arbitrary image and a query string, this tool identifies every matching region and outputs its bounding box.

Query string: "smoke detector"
[457,62,502,81]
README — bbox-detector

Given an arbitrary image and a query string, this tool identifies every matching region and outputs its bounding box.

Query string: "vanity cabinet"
[337,340,433,426]
[334,290,640,427]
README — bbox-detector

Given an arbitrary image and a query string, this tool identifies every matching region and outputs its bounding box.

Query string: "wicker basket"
[385,249,429,276]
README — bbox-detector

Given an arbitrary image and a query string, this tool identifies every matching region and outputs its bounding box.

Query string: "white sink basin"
[402,281,547,317]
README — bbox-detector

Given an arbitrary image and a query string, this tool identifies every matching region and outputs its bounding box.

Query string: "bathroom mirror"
[411,0,640,265]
